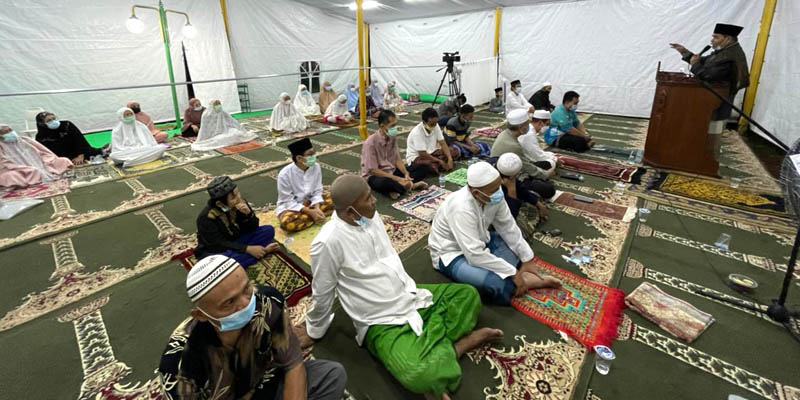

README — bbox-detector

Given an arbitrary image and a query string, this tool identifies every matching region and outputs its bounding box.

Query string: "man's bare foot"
[292,324,314,349]
[521,271,562,291]
[454,327,504,356]
[389,192,401,200]
[412,181,429,190]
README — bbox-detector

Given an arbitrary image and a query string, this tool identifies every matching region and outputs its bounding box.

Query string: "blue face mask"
[2,131,19,142]
[200,292,256,332]
[46,120,60,130]
[569,104,578,112]
[325,85,332,91]
[479,187,504,205]
[515,87,522,94]
[350,207,370,227]
[304,154,317,166]
[302,90,309,95]
[386,127,398,136]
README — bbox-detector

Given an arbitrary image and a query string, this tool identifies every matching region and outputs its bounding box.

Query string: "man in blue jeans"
[428,162,561,304]
[194,176,280,267]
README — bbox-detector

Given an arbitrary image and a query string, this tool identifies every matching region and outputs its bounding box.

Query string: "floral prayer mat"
[556,154,646,183]
[648,172,788,217]
[174,249,311,307]
[625,281,715,343]
[0,178,71,199]
[69,162,120,188]
[552,191,636,222]
[511,257,626,348]
[473,127,502,138]
[444,168,468,186]
[109,152,182,177]
[217,140,266,154]
[391,185,452,223]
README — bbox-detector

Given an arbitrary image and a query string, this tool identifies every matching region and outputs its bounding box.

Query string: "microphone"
[699,45,711,56]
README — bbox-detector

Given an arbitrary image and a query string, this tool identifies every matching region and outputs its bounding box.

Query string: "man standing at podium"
[669,23,749,162]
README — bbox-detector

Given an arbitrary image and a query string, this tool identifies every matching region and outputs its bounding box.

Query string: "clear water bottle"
[439,174,446,186]
[627,151,636,165]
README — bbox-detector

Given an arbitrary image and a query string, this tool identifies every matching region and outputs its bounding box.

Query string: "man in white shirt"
[429,162,561,305]
[303,174,503,400]
[405,107,455,177]
[505,79,535,115]
[275,138,333,232]
[518,109,560,172]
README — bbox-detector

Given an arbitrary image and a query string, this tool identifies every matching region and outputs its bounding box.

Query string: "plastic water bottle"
[439,174,446,187]
[627,151,636,165]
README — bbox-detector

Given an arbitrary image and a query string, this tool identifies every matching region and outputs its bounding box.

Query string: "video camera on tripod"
[433,51,462,105]
[442,51,461,66]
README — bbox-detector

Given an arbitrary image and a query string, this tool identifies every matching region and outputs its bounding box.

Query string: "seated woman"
[195,176,279,267]
[318,81,338,116]
[191,100,257,152]
[382,82,404,112]
[127,101,167,143]
[294,84,321,116]
[35,111,104,165]
[370,80,384,108]
[1,124,72,188]
[109,107,167,167]
[528,82,555,112]
[181,98,205,137]
[345,82,359,112]
[352,89,381,119]
[270,93,309,133]
[323,95,353,124]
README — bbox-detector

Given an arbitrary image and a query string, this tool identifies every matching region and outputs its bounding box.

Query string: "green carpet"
[0,109,797,400]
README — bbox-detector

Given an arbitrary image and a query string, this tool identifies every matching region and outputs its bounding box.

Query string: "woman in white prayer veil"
[0,124,72,188]
[293,84,321,115]
[383,81,404,112]
[191,100,257,151]
[370,80,384,107]
[323,95,353,123]
[109,107,167,167]
[270,92,309,133]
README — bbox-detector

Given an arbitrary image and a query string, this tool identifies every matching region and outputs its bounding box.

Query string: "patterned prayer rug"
[511,258,626,348]
[472,127,502,138]
[110,152,182,177]
[648,172,788,217]
[556,154,646,183]
[174,249,311,307]
[309,116,359,128]
[69,163,120,188]
[0,178,71,199]
[217,140,265,154]
[444,168,468,186]
[625,281,715,343]
[165,135,192,148]
[391,185,452,222]
[553,191,636,222]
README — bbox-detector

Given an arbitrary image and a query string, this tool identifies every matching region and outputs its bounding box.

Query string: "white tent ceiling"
[292,0,579,24]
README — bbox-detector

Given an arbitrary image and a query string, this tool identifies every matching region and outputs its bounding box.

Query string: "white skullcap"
[543,81,552,87]
[186,254,241,302]
[496,153,522,176]
[507,109,529,125]
[467,161,500,187]
[533,110,551,120]
[337,94,347,102]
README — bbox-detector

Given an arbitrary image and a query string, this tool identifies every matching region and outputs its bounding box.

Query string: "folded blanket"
[625,282,714,342]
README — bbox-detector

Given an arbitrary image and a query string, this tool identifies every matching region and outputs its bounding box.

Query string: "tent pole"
[365,23,371,86]
[158,0,183,131]
[493,7,502,87]
[738,0,777,134]
[356,0,368,139]
[219,0,231,43]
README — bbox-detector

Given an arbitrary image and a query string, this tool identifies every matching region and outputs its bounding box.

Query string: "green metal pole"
[158,0,182,131]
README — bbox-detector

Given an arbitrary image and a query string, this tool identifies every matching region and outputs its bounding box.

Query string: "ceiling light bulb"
[125,16,145,34]
[182,23,198,39]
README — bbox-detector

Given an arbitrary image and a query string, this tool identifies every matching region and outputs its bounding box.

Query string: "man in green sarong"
[299,174,504,400]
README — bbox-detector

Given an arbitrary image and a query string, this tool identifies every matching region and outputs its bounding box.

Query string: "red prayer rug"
[217,140,265,154]
[0,178,71,200]
[553,191,636,222]
[511,258,626,348]
[556,154,645,183]
[473,127,502,138]
[172,248,311,306]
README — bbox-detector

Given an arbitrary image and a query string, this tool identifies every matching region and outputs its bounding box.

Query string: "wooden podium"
[643,71,728,177]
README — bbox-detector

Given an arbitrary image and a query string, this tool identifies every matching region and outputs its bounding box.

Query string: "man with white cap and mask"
[519,109,559,173]
[157,255,347,400]
[490,109,556,200]
[496,153,549,221]
[303,174,503,400]
[528,82,555,112]
[429,161,561,306]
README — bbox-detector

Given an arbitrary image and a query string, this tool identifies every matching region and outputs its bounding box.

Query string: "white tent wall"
[225,0,359,112]
[750,1,799,149]
[500,0,762,118]
[370,11,496,107]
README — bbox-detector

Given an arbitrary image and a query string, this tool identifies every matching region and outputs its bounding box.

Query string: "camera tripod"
[432,51,461,106]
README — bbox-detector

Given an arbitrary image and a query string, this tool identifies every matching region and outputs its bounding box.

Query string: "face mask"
[365,91,371,96]
[496,93,502,98]
[325,85,332,91]
[349,207,369,227]
[515,87,522,94]
[282,99,291,104]
[199,292,256,332]
[46,120,60,130]
[193,106,203,111]
[487,187,504,205]
[2,131,19,142]
[390,87,396,92]
[302,90,309,95]
[387,127,398,136]
[214,105,222,112]
[130,106,141,113]
[304,154,317,166]
[425,123,437,132]
[123,116,135,124]
[569,105,578,112]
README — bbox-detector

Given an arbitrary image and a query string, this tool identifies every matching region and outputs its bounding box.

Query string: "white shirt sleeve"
[305,239,341,339]
[450,208,518,279]
[277,172,305,212]
[309,165,324,205]
[492,202,534,263]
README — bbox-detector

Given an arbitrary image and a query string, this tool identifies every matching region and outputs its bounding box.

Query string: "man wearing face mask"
[544,91,593,152]
[437,94,466,121]
[195,176,279,267]
[505,80,535,115]
[276,138,333,232]
[158,254,347,400]
[127,101,168,143]
[406,107,456,177]
[488,87,505,113]
[302,174,502,400]
[519,110,559,173]
[429,162,561,306]
[362,110,429,199]
[181,98,205,137]
[445,104,491,159]
[1,123,73,188]
[670,23,749,161]
[528,82,555,112]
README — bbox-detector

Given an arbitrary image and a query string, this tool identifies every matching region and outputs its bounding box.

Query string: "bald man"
[303,174,502,400]
[157,255,346,400]
[429,162,561,306]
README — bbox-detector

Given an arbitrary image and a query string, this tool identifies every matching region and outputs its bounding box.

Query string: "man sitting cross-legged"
[157,255,347,400]
[429,161,561,305]
[276,138,334,232]
[300,174,503,400]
